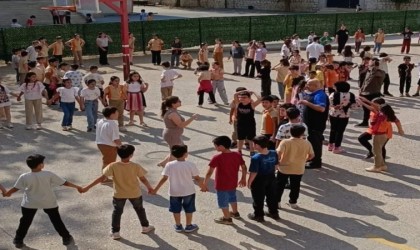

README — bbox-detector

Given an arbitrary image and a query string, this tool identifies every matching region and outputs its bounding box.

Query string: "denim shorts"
[216,190,237,209]
[169,194,196,213]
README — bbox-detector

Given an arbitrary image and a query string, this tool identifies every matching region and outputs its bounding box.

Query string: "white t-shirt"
[276,121,308,140]
[96,37,109,47]
[63,70,85,88]
[162,160,200,197]
[0,85,11,107]
[84,73,104,88]
[306,42,324,59]
[254,48,267,61]
[160,69,181,88]
[96,118,120,146]
[126,82,143,92]
[19,82,45,100]
[14,171,66,209]
[26,46,37,62]
[57,87,79,103]
[81,87,101,101]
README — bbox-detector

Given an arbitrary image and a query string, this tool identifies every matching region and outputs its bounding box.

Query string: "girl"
[125,71,149,127]
[197,43,209,66]
[373,28,385,54]
[291,34,301,51]
[0,80,16,129]
[284,65,300,103]
[342,45,354,63]
[324,44,334,64]
[254,41,267,76]
[272,58,290,101]
[337,61,350,82]
[17,72,47,130]
[80,79,102,132]
[357,97,404,172]
[354,28,365,53]
[195,64,216,107]
[260,60,272,97]
[291,76,306,113]
[280,39,291,60]
[379,53,393,96]
[103,76,127,131]
[49,78,81,131]
[328,81,358,154]
[325,64,339,94]
[213,38,224,69]
[289,50,302,68]
[304,58,317,76]
[128,32,135,65]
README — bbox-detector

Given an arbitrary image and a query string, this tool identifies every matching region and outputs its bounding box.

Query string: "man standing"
[306,37,324,61]
[335,24,349,54]
[357,58,385,127]
[299,80,329,169]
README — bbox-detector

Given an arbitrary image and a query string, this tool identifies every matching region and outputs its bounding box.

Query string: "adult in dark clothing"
[299,79,329,169]
[170,37,182,67]
[401,27,414,54]
[358,57,371,88]
[356,58,386,127]
[335,24,349,54]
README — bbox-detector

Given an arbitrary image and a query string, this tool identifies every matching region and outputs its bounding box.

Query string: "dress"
[162,109,185,147]
[125,81,144,111]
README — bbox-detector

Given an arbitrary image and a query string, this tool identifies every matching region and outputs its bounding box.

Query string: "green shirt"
[320,36,333,46]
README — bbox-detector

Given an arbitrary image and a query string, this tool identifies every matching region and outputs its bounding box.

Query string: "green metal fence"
[1,10,419,62]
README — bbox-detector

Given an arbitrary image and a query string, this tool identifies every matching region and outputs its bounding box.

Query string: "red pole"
[120,0,130,80]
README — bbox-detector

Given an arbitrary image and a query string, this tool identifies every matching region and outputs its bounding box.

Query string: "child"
[4,154,81,248]
[272,58,289,101]
[398,56,414,97]
[358,57,371,88]
[18,50,29,85]
[180,51,193,69]
[63,64,85,89]
[84,65,105,101]
[49,78,82,131]
[275,107,308,148]
[203,136,247,225]
[359,45,373,59]
[125,71,149,127]
[337,61,350,82]
[284,65,301,103]
[342,45,354,63]
[413,61,420,97]
[12,48,20,84]
[160,61,182,100]
[260,59,272,97]
[81,144,155,239]
[210,61,229,105]
[17,72,47,130]
[57,62,70,87]
[234,90,262,155]
[315,65,325,87]
[151,145,203,233]
[229,87,247,149]
[260,96,278,150]
[197,43,209,66]
[373,28,385,54]
[324,44,334,64]
[80,79,101,132]
[276,125,314,209]
[378,53,393,96]
[213,38,224,69]
[43,57,59,103]
[247,136,279,222]
[195,64,216,107]
[104,76,127,131]
[48,36,65,63]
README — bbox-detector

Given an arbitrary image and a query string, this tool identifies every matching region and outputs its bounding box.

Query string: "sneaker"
[67,126,73,130]
[287,203,300,209]
[119,126,127,132]
[174,224,184,233]
[247,213,265,222]
[229,211,241,219]
[400,93,404,97]
[62,235,74,246]
[327,143,334,151]
[13,239,25,249]
[141,225,155,234]
[25,125,33,130]
[413,93,419,97]
[406,93,411,97]
[365,166,382,173]
[333,147,345,154]
[364,152,374,159]
[214,217,233,225]
[6,123,13,128]
[383,92,394,97]
[62,126,69,131]
[110,232,121,240]
[277,202,282,209]
[35,124,42,130]
[184,224,199,233]
[264,212,280,220]
[197,105,203,108]
[87,128,93,132]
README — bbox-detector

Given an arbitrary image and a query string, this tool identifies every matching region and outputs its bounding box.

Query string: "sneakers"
[7,123,14,128]
[247,213,265,222]
[119,126,127,132]
[141,225,155,234]
[174,224,184,233]
[405,93,411,97]
[287,203,300,209]
[87,128,93,132]
[214,217,234,225]
[333,147,345,154]
[383,92,394,97]
[62,126,69,131]
[35,124,42,130]
[355,122,368,127]
[184,224,199,233]
[364,152,374,159]
[229,211,241,219]
[264,212,280,220]
[413,93,420,97]
[62,235,74,246]
[13,239,25,249]
[327,143,334,151]
[25,125,33,130]
[400,93,404,97]
[110,232,121,240]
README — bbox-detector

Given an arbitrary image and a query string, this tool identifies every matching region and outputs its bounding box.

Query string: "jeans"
[373,42,382,53]
[171,54,180,67]
[277,172,303,204]
[112,197,149,233]
[60,102,75,127]
[401,39,411,54]
[244,58,255,77]
[198,91,216,105]
[232,58,243,74]
[14,207,71,242]
[261,78,271,97]
[360,93,381,124]
[277,82,285,100]
[383,74,391,94]
[151,50,161,65]
[251,174,278,217]
[84,100,98,129]
[98,46,109,65]
[329,116,349,147]
[307,129,324,167]
[399,76,411,94]
[211,80,228,104]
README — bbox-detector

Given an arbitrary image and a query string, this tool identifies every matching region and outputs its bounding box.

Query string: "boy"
[63,64,85,89]
[81,144,155,239]
[247,136,279,222]
[398,56,414,97]
[260,95,278,150]
[203,136,247,225]
[276,125,314,209]
[80,79,102,132]
[151,145,203,233]
[210,61,229,105]
[229,87,247,148]
[160,61,182,100]
[4,154,81,248]
[275,107,308,148]
[180,51,193,69]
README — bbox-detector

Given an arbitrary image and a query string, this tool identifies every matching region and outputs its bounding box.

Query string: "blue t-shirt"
[311,89,327,107]
[249,150,278,175]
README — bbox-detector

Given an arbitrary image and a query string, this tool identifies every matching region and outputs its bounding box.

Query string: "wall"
[365,0,420,10]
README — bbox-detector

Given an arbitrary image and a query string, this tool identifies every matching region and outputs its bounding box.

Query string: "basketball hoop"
[41,5,77,12]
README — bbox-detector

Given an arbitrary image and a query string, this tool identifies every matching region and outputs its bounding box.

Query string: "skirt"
[125,92,144,111]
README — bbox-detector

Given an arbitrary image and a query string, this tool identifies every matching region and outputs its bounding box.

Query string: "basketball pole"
[99,0,131,80]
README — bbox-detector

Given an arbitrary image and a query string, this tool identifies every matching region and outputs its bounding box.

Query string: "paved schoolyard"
[0,42,419,250]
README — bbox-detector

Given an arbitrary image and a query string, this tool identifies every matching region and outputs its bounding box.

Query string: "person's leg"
[24,99,34,126]
[14,207,37,243]
[373,134,387,167]
[111,198,126,233]
[198,91,204,105]
[288,175,303,204]
[61,102,70,127]
[383,74,391,94]
[307,130,323,167]
[97,144,118,169]
[77,51,83,65]
[358,132,373,154]
[328,116,337,147]
[85,101,93,129]
[157,51,162,65]
[216,191,232,219]
[399,76,405,95]
[173,213,181,225]
[378,43,382,53]
[129,197,150,227]
[276,172,289,204]
[401,40,406,53]
[175,54,180,67]
[170,54,175,67]
[277,82,285,100]
[407,40,411,54]
[33,99,43,125]
[151,51,157,64]
[216,80,228,104]
[208,91,216,104]
[255,61,261,75]
[43,207,71,239]
[334,117,349,148]
[68,102,75,126]
[237,58,243,74]
[250,177,265,218]
[243,58,250,76]
[181,194,196,225]
[4,106,11,125]
[406,77,412,94]
[265,176,278,215]
[98,47,105,65]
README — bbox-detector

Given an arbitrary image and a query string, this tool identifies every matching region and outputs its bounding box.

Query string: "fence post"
[249,16,252,41]
[0,28,8,63]
[140,21,146,54]
[370,12,375,35]
[198,19,202,44]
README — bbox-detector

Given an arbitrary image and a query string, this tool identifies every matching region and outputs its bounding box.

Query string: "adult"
[243,40,257,77]
[229,41,245,75]
[335,24,349,54]
[128,32,136,65]
[305,36,324,61]
[299,79,329,169]
[96,32,113,65]
[158,96,197,167]
[50,10,59,24]
[170,37,182,68]
[254,41,267,76]
[96,107,122,183]
[401,27,414,54]
[48,36,65,63]
[65,34,85,67]
[280,39,292,60]
[319,32,333,46]
[147,34,164,65]
[357,58,385,127]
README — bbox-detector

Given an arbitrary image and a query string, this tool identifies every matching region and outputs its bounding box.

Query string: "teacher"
[96,32,113,66]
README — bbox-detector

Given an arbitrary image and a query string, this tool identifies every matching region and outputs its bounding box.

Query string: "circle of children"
[0,24,412,247]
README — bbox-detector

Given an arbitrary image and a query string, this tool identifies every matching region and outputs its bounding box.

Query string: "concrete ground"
[0,40,419,250]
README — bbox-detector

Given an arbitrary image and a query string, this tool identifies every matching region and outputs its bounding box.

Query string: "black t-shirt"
[171,42,182,55]
[402,31,414,40]
[336,29,349,42]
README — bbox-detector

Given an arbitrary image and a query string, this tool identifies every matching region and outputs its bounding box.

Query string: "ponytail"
[380,104,398,122]
[161,96,180,117]
[161,101,168,117]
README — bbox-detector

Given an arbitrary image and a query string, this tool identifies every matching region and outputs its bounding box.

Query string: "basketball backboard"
[54,0,101,14]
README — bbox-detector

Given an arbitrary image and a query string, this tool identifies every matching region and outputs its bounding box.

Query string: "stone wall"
[364,0,420,10]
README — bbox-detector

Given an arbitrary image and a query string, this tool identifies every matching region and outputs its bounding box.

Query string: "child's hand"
[17,96,21,102]
[148,189,156,195]
[200,185,208,192]
[398,130,405,136]
[238,178,246,188]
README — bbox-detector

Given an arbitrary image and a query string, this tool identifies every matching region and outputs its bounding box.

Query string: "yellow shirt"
[315,70,325,86]
[374,32,385,43]
[284,74,294,94]
[148,38,164,51]
[49,42,64,55]
[277,138,314,175]
[275,66,289,83]
[103,161,147,198]
[104,85,127,100]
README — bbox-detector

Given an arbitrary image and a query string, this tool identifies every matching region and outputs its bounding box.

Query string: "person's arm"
[238,163,247,188]
[4,187,19,197]
[80,39,85,47]
[251,91,262,109]
[75,95,83,110]
[48,91,60,105]
[169,112,197,128]
[62,181,83,193]
[202,167,215,192]
[356,98,375,112]
[173,73,182,80]
[193,175,205,190]
[271,116,278,141]
[81,175,108,193]
[395,120,404,136]
[0,184,7,196]
[229,105,236,124]
[139,176,154,194]
[298,100,325,112]
[107,35,113,43]
[150,176,168,194]
[247,172,257,189]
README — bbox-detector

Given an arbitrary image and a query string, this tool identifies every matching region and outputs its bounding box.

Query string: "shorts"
[169,194,196,213]
[216,190,237,209]
[237,123,256,140]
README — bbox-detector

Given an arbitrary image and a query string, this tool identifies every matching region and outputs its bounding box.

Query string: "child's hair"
[171,145,188,158]
[117,144,135,159]
[291,75,305,87]
[24,72,37,85]
[286,107,300,120]
[360,45,371,58]
[161,61,170,68]
[48,57,58,64]
[403,56,411,60]
[279,103,296,110]
[325,64,334,70]
[372,97,386,105]
[261,59,271,68]
[290,125,306,138]
[87,79,96,85]
[324,44,332,53]
[334,81,350,92]
[212,136,231,149]
[309,70,317,76]
[26,154,45,169]
[34,45,42,51]
[238,91,251,98]
[213,61,220,66]
[380,104,398,122]
[89,65,98,71]
[269,95,280,101]
[59,62,69,68]
[259,41,266,48]
[102,106,118,118]
[109,76,120,84]
[252,135,269,149]
[198,64,209,71]
[21,50,28,57]
[339,61,347,68]
[181,51,189,54]
[280,58,290,67]
[379,52,388,57]
[215,38,222,43]
[70,64,79,70]
[289,65,299,71]
[12,48,20,53]
[235,87,247,92]
[200,42,207,48]
[161,96,180,117]
[62,78,71,84]
[128,71,141,83]
[343,45,353,57]
[261,95,274,102]
[28,61,36,69]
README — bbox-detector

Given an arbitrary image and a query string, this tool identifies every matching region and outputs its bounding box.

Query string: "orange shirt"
[104,85,127,100]
[148,38,164,51]
[325,70,339,88]
[354,31,365,41]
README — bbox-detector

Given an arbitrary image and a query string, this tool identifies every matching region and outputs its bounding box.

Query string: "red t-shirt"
[26,19,33,27]
[209,152,245,191]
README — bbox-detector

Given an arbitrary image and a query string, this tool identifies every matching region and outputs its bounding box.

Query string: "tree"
[390,0,411,10]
